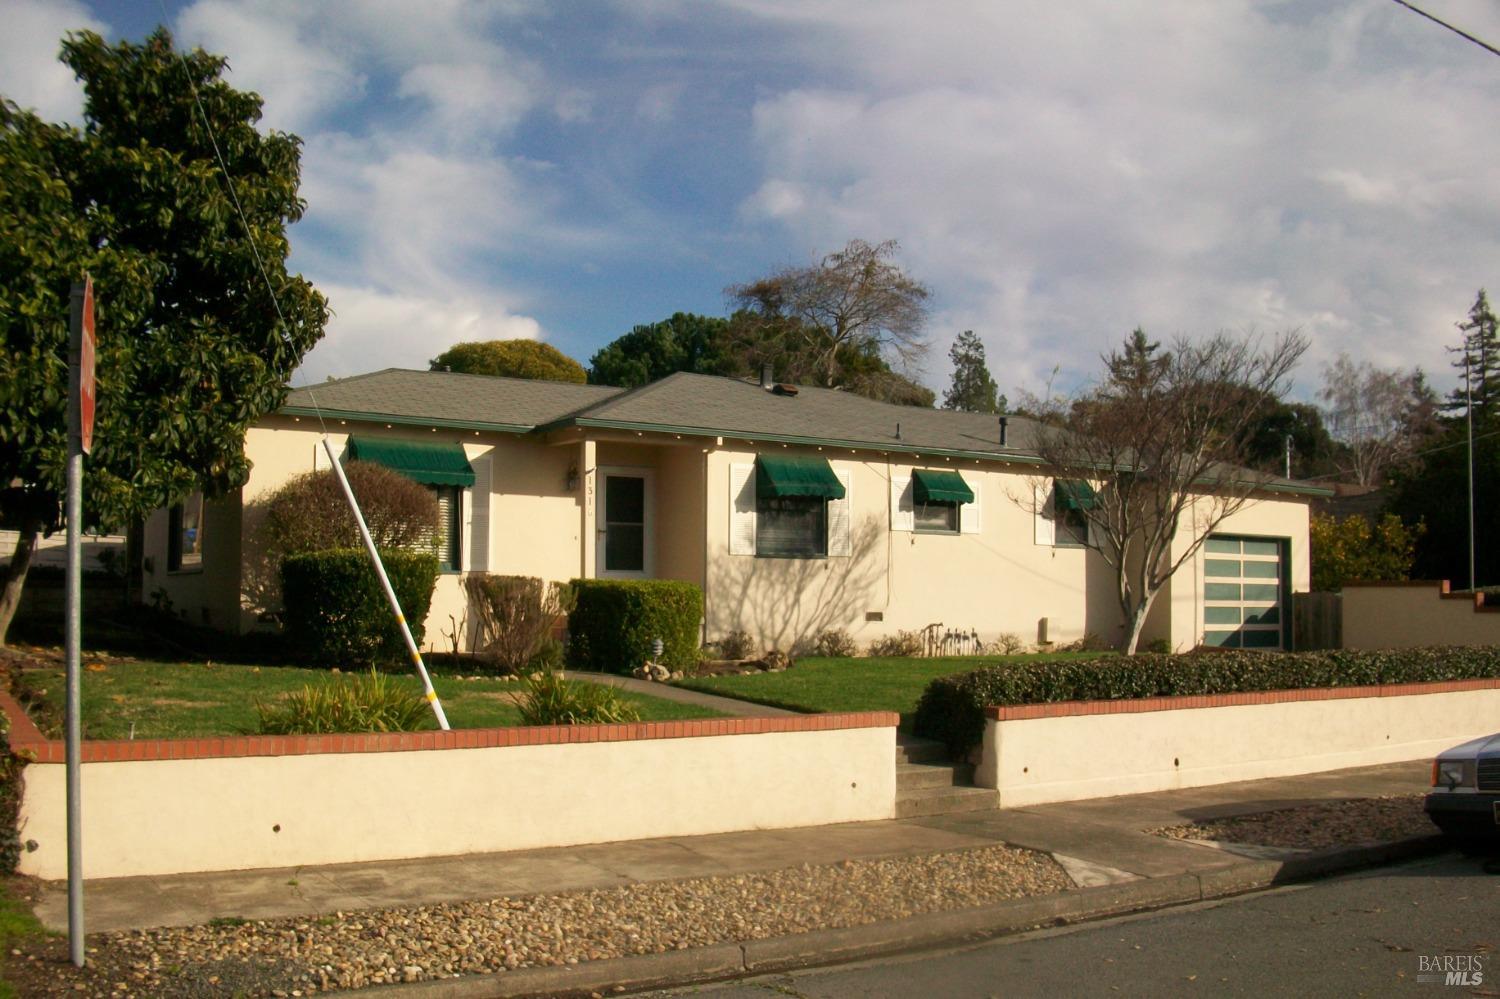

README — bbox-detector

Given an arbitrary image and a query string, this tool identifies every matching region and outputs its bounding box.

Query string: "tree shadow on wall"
[708,518,885,654]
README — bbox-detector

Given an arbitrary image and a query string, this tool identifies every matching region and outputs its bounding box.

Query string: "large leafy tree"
[942,330,999,413]
[727,238,931,387]
[0,29,328,644]
[431,339,587,383]
[587,313,733,388]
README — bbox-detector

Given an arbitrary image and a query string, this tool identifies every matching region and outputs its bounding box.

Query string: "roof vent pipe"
[998,415,1008,447]
[895,422,902,441]
[760,362,774,389]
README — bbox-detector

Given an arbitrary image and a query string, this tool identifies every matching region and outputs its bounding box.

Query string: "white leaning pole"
[320,437,449,730]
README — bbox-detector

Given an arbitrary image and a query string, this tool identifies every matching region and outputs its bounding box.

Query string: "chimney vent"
[998,415,1009,447]
[760,362,774,389]
[895,422,902,441]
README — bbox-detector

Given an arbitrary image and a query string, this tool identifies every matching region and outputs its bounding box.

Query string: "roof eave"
[278,406,534,435]
[551,416,1048,465]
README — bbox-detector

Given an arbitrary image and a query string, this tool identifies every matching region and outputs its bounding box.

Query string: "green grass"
[16,661,721,740]
[676,653,1110,719]
[0,885,49,999]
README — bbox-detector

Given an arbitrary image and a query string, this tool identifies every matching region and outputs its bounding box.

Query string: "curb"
[349,834,1448,998]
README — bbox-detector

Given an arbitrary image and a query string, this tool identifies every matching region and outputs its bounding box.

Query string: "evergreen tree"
[1445,289,1499,424]
[1106,327,1169,395]
[942,330,999,413]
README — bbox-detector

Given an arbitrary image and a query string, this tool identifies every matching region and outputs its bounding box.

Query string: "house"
[140,367,1328,654]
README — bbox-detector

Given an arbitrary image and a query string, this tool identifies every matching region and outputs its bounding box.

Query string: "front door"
[597,469,652,578]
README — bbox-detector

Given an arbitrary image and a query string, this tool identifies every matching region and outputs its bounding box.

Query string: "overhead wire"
[151,0,449,727]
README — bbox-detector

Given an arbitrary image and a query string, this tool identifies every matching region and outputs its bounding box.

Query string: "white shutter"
[1033,480,1055,546]
[729,463,757,555]
[468,453,491,572]
[960,473,982,534]
[890,475,914,532]
[828,468,853,556]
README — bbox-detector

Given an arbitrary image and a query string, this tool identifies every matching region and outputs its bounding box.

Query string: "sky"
[3,0,1498,405]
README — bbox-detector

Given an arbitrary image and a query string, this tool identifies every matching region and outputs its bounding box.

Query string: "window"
[1056,506,1088,546]
[167,492,204,571]
[757,495,827,558]
[430,485,461,572]
[914,500,959,534]
[1053,480,1094,547]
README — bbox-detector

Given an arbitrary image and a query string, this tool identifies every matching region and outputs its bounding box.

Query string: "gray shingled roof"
[278,368,1328,495]
[555,371,1042,460]
[281,369,623,431]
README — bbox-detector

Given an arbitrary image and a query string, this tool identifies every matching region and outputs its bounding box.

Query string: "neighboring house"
[141,368,1327,654]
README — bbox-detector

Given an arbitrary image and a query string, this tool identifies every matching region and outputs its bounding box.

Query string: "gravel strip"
[5,845,1071,998]
[1152,794,1432,850]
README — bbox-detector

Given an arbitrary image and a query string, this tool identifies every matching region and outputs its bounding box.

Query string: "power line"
[1389,0,1500,59]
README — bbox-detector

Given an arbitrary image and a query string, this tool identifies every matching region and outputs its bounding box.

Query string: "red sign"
[80,276,96,455]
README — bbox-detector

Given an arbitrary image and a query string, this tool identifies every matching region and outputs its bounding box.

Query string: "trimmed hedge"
[281,548,440,667]
[913,646,1500,756]
[567,579,702,674]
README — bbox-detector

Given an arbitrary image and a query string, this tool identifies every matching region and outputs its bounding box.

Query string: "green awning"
[1056,480,1097,511]
[347,436,475,487]
[756,455,845,500]
[912,469,974,505]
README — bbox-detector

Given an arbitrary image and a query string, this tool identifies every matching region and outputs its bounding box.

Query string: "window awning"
[347,436,475,487]
[912,469,974,505]
[1056,480,1097,511]
[756,455,845,500]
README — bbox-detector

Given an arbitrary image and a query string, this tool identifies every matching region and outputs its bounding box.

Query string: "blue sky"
[4,1,1499,405]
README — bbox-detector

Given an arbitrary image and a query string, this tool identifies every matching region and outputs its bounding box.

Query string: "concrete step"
[894,784,997,819]
[896,761,975,792]
[895,735,949,765]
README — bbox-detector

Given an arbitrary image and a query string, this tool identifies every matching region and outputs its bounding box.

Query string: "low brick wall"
[2,693,898,880]
[976,679,1500,807]
[1343,580,1499,650]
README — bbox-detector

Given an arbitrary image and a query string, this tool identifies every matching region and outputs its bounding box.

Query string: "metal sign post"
[65,276,94,968]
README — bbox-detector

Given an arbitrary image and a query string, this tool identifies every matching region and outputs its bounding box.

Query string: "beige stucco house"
[141,368,1326,654]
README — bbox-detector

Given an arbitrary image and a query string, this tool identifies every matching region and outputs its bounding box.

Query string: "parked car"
[1425,733,1500,850]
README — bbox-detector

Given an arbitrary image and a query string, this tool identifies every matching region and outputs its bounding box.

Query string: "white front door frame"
[595,465,655,579]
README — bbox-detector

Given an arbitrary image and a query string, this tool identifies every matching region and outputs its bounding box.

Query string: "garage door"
[1203,536,1285,649]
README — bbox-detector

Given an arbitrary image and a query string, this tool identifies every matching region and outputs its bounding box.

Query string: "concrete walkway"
[35,759,1433,935]
[561,671,797,717]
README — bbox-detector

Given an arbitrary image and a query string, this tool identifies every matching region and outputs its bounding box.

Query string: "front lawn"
[15,660,721,740]
[675,653,1110,719]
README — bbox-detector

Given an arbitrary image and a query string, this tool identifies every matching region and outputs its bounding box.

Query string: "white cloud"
[0,0,107,123]
[732,0,1500,398]
[177,0,366,133]
[296,283,543,381]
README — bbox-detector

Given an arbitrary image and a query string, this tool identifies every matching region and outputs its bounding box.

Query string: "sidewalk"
[35,759,1437,938]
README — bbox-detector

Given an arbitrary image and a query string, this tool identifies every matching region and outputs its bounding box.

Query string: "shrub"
[991,632,1027,655]
[1145,638,1173,655]
[716,630,756,660]
[259,461,440,560]
[528,637,565,671]
[0,716,23,874]
[866,630,923,657]
[516,669,642,725]
[255,669,432,734]
[281,548,440,667]
[1056,633,1112,652]
[567,579,703,674]
[812,629,859,658]
[913,646,1500,757]
[464,575,575,672]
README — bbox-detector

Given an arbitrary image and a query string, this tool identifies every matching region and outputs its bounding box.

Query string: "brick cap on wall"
[0,690,897,765]
[986,677,1500,721]
[1342,579,1496,612]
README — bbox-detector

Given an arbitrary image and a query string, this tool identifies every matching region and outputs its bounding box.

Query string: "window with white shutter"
[828,468,852,556]
[890,475,915,532]
[729,463,757,555]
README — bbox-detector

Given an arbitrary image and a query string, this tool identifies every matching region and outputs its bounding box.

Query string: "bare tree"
[1030,330,1309,654]
[1319,354,1425,486]
[728,238,931,385]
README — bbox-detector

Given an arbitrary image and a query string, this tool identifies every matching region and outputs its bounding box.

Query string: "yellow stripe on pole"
[426,690,438,702]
